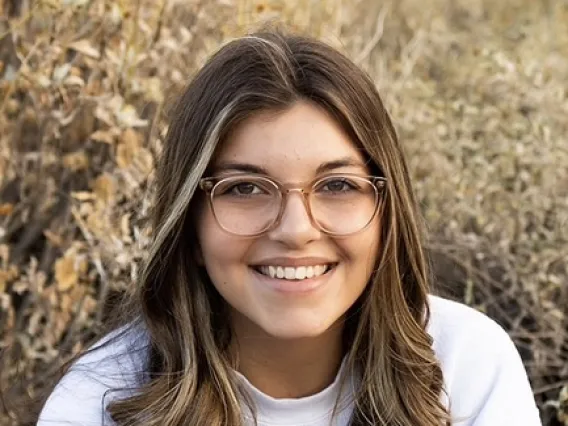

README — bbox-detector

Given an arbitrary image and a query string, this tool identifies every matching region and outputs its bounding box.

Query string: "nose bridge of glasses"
[283,187,308,197]
[278,187,313,223]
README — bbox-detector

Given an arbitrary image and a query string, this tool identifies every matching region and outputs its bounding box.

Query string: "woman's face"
[196,101,381,340]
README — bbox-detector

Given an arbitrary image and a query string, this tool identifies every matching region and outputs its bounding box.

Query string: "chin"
[259,316,336,340]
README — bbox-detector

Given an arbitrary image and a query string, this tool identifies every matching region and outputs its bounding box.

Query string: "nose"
[267,191,321,248]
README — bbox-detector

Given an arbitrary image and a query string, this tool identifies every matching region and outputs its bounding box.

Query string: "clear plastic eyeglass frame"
[198,173,387,237]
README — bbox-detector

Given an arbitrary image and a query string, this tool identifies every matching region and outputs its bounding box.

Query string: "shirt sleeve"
[37,327,147,426]
[469,329,542,425]
[37,365,116,426]
[429,297,542,426]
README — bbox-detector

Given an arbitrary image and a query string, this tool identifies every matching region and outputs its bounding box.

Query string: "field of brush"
[0,0,567,424]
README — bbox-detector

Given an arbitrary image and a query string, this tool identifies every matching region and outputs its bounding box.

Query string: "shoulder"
[426,295,541,425]
[425,295,512,392]
[37,321,150,426]
[426,295,509,350]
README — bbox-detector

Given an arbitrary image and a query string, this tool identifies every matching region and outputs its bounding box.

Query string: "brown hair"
[101,28,449,425]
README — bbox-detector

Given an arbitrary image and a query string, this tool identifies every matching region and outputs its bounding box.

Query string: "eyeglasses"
[199,173,387,237]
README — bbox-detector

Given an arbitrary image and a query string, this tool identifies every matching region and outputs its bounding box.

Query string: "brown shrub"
[0,0,566,424]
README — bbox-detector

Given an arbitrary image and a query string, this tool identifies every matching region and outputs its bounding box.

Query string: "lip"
[251,256,337,267]
[250,264,336,294]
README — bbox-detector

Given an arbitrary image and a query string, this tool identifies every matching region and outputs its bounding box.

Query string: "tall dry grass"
[0,0,566,424]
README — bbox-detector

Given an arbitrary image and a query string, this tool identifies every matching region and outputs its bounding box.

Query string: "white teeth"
[295,266,306,280]
[256,264,332,280]
[284,267,295,280]
[306,266,314,279]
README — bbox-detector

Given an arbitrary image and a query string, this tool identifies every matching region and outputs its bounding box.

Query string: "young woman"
[37,30,541,426]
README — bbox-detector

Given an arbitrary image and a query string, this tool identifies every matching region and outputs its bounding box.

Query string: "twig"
[151,0,168,47]
[355,4,389,66]
[429,244,521,327]
[533,381,567,396]
[93,252,109,324]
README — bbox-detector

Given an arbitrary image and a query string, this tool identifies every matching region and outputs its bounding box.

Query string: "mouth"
[250,263,338,281]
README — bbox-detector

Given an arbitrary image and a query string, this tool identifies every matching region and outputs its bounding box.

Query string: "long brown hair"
[101,28,451,425]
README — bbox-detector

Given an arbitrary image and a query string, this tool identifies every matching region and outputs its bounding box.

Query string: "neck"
[231,315,345,399]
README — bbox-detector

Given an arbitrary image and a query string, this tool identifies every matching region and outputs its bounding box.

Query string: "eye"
[226,182,264,195]
[318,178,358,193]
[214,178,275,198]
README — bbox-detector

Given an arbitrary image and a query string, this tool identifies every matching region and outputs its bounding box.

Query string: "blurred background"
[0,0,566,424]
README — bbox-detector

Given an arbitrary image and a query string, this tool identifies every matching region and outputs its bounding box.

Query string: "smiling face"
[196,101,381,341]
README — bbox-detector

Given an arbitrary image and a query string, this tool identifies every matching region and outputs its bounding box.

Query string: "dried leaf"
[71,191,96,201]
[133,147,154,175]
[53,64,71,82]
[36,74,51,88]
[62,0,90,6]
[116,128,142,168]
[54,255,77,291]
[143,77,164,103]
[68,39,100,59]
[0,266,18,293]
[107,3,123,26]
[5,98,20,117]
[120,128,141,148]
[54,251,87,292]
[85,209,109,238]
[120,213,131,241]
[62,151,89,171]
[0,203,14,216]
[94,105,115,126]
[43,230,64,247]
[115,104,148,128]
[93,173,116,205]
[90,129,116,144]
[0,244,9,264]
[64,75,85,86]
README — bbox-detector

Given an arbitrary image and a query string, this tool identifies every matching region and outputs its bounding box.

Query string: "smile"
[253,264,336,281]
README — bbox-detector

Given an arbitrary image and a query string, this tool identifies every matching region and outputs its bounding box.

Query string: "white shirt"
[37,296,542,425]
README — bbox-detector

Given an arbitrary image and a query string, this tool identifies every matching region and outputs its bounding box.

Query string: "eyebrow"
[315,157,367,174]
[212,157,367,176]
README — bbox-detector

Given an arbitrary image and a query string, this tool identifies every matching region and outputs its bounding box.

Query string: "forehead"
[212,101,369,179]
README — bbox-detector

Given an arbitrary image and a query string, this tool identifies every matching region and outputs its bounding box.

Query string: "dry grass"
[0,0,566,424]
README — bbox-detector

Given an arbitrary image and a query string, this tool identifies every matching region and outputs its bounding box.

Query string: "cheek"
[196,204,251,284]
[198,206,229,265]
[342,218,381,279]
[354,219,381,258]
[366,223,382,266]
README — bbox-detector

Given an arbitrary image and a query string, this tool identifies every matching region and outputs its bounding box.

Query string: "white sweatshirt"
[37,296,542,425]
